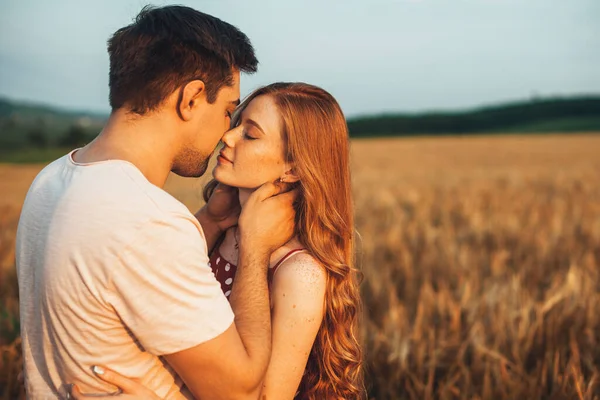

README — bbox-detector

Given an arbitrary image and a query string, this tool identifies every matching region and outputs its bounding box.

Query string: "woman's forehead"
[240,95,282,135]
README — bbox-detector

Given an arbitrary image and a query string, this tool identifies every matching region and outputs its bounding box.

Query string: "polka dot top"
[209,247,307,300]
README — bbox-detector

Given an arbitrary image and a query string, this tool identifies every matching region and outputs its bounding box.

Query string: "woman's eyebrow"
[246,118,265,135]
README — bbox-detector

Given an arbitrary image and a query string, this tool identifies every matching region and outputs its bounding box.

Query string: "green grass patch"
[0,148,72,164]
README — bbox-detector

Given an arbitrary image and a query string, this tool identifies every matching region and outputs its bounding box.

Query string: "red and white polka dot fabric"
[208,248,306,300]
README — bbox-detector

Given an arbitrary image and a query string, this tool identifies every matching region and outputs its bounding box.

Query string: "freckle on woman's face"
[213,95,288,189]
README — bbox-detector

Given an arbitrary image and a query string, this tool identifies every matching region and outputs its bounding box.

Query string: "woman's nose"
[222,125,240,147]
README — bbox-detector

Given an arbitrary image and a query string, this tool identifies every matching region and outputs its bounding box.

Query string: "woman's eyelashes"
[242,125,258,140]
[244,131,257,140]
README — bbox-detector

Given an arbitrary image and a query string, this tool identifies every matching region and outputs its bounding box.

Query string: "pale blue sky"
[0,0,598,116]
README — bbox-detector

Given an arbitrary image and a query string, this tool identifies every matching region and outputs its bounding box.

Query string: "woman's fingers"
[91,366,161,399]
[69,384,90,399]
[91,366,134,393]
[68,383,118,399]
[67,367,162,399]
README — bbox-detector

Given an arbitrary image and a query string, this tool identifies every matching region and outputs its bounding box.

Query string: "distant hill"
[1,96,599,152]
[0,98,107,149]
[347,96,600,137]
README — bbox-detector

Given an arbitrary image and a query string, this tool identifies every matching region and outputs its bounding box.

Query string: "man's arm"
[164,246,271,399]
[71,251,326,400]
[69,182,296,400]
[168,182,297,400]
[69,245,275,400]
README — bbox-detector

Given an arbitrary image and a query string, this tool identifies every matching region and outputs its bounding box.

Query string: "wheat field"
[1,133,600,399]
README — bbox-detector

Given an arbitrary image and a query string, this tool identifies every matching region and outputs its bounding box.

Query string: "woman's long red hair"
[205,82,364,399]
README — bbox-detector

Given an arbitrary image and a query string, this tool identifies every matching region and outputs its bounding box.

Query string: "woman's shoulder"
[271,251,327,300]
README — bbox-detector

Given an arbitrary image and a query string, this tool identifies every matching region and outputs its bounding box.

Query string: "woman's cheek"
[246,151,284,185]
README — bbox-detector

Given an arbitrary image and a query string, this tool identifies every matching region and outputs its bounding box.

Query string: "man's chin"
[172,161,209,178]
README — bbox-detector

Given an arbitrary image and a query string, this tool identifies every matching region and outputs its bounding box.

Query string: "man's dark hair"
[107,5,258,114]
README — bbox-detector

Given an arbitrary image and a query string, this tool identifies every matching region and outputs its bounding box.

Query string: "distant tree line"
[0,120,98,152]
[346,97,600,137]
[2,97,599,153]
[26,124,93,149]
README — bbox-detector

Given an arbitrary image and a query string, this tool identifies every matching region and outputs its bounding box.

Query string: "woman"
[71,82,364,399]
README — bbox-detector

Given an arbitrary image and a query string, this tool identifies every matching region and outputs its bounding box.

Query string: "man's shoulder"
[30,156,201,241]
[87,161,195,222]
[111,167,205,243]
[135,178,193,219]
[27,152,71,188]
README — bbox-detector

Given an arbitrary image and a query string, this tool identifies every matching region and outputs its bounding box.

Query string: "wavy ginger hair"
[204,82,364,399]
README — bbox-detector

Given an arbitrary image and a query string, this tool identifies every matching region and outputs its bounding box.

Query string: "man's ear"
[178,80,206,121]
[280,167,300,183]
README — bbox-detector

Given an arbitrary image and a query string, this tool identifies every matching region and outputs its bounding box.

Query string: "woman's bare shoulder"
[272,252,327,301]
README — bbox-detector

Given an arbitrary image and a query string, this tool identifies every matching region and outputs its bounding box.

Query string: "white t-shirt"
[16,150,234,399]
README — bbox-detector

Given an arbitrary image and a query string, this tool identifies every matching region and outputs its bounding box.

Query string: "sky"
[0,0,598,117]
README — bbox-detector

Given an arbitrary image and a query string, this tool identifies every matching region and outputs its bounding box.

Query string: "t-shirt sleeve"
[107,212,234,355]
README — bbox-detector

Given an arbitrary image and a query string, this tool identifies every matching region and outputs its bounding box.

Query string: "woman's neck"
[237,187,253,208]
[230,186,303,266]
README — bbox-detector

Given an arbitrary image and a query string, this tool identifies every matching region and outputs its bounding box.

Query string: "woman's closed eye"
[244,130,258,140]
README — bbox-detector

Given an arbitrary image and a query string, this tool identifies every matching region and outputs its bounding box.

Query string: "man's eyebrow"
[230,99,240,106]
[246,118,265,134]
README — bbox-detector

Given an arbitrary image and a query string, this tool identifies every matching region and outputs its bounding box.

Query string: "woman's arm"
[259,252,327,399]
[194,183,240,252]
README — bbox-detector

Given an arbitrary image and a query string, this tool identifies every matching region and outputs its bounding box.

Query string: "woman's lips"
[218,152,233,164]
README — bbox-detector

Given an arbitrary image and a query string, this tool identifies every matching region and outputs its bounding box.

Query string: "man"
[16,5,295,399]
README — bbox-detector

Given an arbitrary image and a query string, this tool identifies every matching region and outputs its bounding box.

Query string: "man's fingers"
[269,185,300,209]
[276,186,299,202]
[251,181,279,201]
[274,180,297,195]
[253,180,298,201]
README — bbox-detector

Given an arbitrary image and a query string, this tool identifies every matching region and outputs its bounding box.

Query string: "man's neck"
[73,108,177,188]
